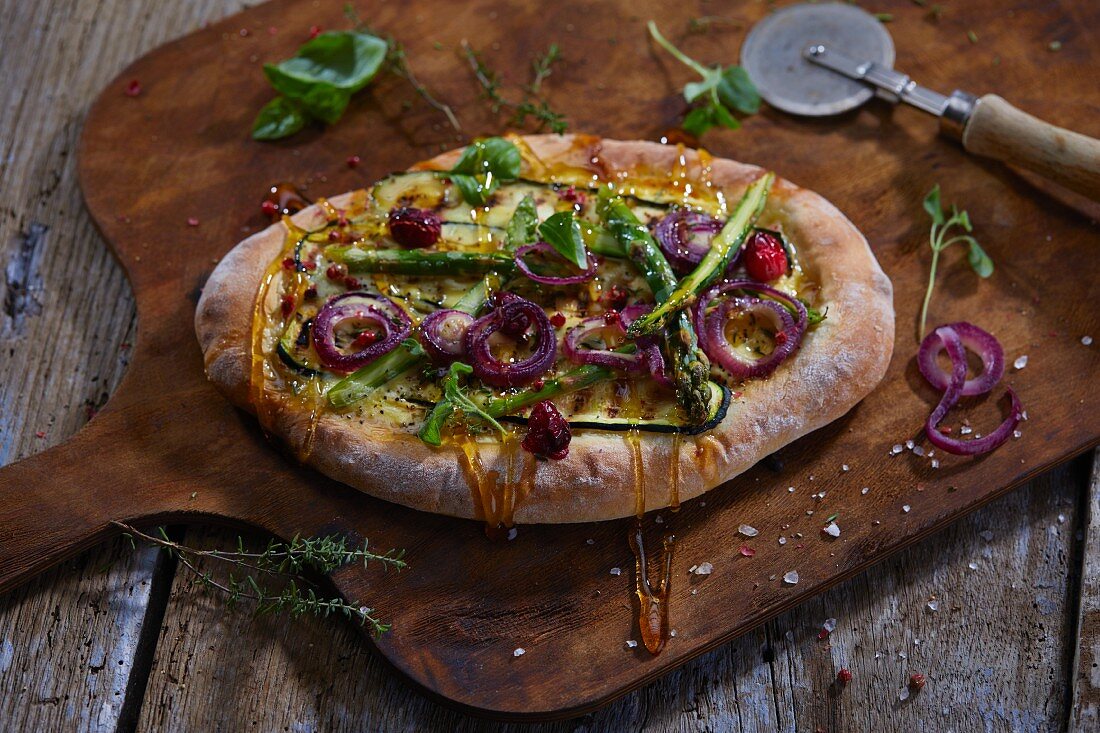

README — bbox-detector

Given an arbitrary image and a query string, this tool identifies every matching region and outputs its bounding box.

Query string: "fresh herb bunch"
[443,136,523,206]
[918,184,994,339]
[462,41,569,134]
[647,21,760,137]
[117,522,405,636]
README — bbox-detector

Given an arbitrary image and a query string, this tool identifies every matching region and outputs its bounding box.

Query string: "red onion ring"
[311,292,411,373]
[465,293,556,387]
[562,305,672,387]
[653,209,725,275]
[513,242,596,285]
[693,280,807,380]
[419,309,474,364]
[923,324,1023,456]
[917,321,1005,397]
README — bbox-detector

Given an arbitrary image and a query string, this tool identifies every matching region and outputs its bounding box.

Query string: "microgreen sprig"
[116,522,405,636]
[419,361,507,446]
[918,184,994,339]
[647,21,760,137]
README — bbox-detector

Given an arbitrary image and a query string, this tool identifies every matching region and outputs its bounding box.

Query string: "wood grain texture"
[1072,455,1100,731]
[135,460,1089,731]
[0,0,1095,721]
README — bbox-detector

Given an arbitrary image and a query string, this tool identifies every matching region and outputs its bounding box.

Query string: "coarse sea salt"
[1014,354,1028,370]
[823,522,841,537]
[968,561,978,570]
[778,537,788,546]
[738,524,759,537]
[861,487,870,495]
[513,648,526,657]
[1083,336,1094,346]
[626,640,638,649]
[783,570,800,585]
[891,444,903,455]
[927,599,940,612]
[842,464,850,472]
[694,562,714,575]
[610,567,622,576]
[822,617,837,633]
[902,505,911,513]
[931,459,940,469]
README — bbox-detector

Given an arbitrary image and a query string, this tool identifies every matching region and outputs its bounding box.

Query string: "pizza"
[195,134,894,527]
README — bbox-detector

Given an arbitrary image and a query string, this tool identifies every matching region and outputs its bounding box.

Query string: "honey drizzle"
[455,429,532,540]
[669,433,682,512]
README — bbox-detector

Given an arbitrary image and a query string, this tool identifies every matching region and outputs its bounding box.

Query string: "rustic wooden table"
[1,0,1097,730]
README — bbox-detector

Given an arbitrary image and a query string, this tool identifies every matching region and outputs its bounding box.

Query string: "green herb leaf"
[922,185,945,225]
[446,138,522,205]
[297,85,352,124]
[506,194,540,247]
[401,337,425,357]
[647,21,759,137]
[716,66,761,115]
[418,362,507,445]
[252,96,308,140]
[966,239,994,278]
[538,211,589,270]
[263,31,387,98]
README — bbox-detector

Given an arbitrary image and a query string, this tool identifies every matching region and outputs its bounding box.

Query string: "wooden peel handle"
[962,94,1100,200]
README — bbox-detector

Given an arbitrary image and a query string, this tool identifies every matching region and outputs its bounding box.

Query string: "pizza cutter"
[740,2,1100,200]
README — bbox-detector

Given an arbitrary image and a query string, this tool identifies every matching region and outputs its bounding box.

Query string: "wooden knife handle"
[962,94,1100,201]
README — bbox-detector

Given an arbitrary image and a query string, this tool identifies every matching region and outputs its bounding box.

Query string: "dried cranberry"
[744,231,788,282]
[557,185,587,205]
[352,331,378,348]
[344,276,361,290]
[325,263,347,281]
[304,285,318,300]
[550,312,567,329]
[388,207,442,248]
[281,257,296,270]
[522,401,571,460]
[261,199,280,218]
[280,295,296,317]
[308,25,322,39]
[837,668,853,684]
[603,309,621,325]
[346,155,361,169]
[124,79,142,97]
[909,673,926,690]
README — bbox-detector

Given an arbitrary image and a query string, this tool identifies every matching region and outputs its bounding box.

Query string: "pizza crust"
[195,135,894,523]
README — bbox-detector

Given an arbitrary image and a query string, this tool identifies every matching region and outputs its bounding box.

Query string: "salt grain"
[823,522,841,538]
[931,459,940,469]
[778,537,788,546]
[861,487,870,495]
[655,515,664,524]
[783,570,800,585]
[738,524,759,537]
[694,562,714,575]
[927,599,940,612]
[610,567,622,576]
[586,538,595,545]
[902,505,911,513]
[507,527,518,540]
[980,530,994,541]
[1083,336,1094,346]
[513,647,526,657]
[1058,514,1066,524]
[898,687,911,701]
[960,425,973,435]
[891,444,903,455]
[905,439,915,450]
[968,561,978,570]
[1013,430,1022,439]
[788,486,796,493]
[670,629,677,638]
[822,617,837,633]
[1013,354,1028,370]
[912,446,925,457]
[626,640,638,649]
[842,464,850,472]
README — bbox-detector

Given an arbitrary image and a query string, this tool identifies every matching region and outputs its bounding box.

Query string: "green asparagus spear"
[327,247,516,276]
[625,172,774,337]
[597,188,713,424]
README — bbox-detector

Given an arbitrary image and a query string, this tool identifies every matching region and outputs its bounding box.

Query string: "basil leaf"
[538,211,588,270]
[683,74,718,104]
[263,31,387,99]
[297,85,352,125]
[716,66,761,115]
[923,185,945,225]
[448,173,498,206]
[252,97,307,140]
[506,195,540,248]
[709,100,741,130]
[452,137,522,178]
[966,239,994,278]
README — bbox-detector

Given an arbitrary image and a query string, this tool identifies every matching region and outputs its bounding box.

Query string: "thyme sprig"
[344,4,461,131]
[116,522,405,636]
[461,41,569,134]
[917,185,994,340]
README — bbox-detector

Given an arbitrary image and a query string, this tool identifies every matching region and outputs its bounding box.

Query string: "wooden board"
[0,0,1097,720]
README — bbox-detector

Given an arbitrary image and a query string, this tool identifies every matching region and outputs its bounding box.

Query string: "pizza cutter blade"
[739,2,1100,200]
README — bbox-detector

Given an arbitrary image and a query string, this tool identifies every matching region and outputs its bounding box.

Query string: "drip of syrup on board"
[455,429,534,540]
[267,182,311,216]
[629,520,675,655]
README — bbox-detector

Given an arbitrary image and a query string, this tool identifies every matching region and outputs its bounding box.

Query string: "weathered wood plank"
[0,1,242,732]
[136,459,1086,731]
[1071,454,1100,731]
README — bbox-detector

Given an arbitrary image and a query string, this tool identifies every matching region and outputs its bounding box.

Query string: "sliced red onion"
[513,242,596,285]
[563,315,650,371]
[312,292,411,373]
[652,208,743,276]
[923,324,1023,456]
[693,280,807,380]
[465,293,556,387]
[917,321,1005,397]
[419,309,474,364]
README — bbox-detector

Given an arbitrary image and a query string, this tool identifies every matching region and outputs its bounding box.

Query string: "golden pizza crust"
[195,135,894,523]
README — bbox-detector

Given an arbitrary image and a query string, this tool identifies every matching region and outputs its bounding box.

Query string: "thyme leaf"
[462,41,569,134]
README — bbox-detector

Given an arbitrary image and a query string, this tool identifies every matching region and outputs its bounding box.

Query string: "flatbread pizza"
[195,134,893,526]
